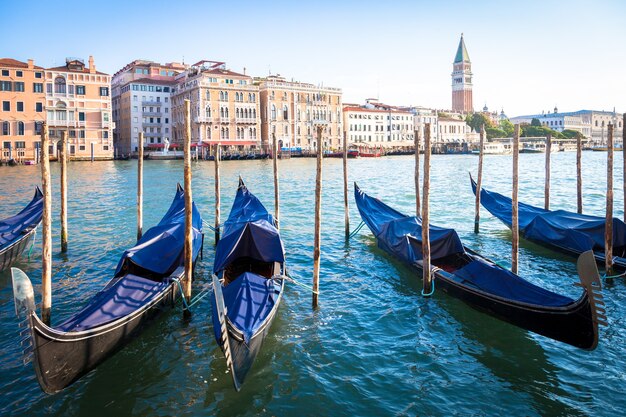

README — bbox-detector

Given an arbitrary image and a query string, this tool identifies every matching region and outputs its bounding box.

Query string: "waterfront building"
[258,74,343,151]
[112,59,187,156]
[437,115,475,144]
[412,106,438,145]
[171,60,260,151]
[510,108,623,142]
[0,58,45,162]
[451,34,473,113]
[45,56,113,160]
[343,99,413,147]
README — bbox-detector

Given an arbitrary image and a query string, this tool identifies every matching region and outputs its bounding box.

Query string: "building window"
[15,141,25,148]
[35,121,42,134]
[283,105,288,120]
[33,83,43,93]
[1,69,8,76]
[100,87,109,96]
[79,112,85,121]
[17,122,24,135]
[2,121,9,135]
[54,76,66,94]
[2,101,9,111]
[271,104,276,120]
[0,81,11,91]
[76,85,85,95]
[35,72,42,79]
[103,131,109,139]
[79,145,85,151]
[17,102,24,112]
[79,130,85,138]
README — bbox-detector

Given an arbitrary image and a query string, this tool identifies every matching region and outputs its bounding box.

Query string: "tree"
[485,127,506,139]
[499,119,515,137]
[466,113,493,132]
[531,118,542,127]
[521,125,564,139]
[561,129,584,139]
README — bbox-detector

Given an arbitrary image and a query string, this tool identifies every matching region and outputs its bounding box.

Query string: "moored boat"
[1,187,43,271]
[354,183,605,350]
[211,178,285,390]
[470,175,626,270]
[11,184,203,393]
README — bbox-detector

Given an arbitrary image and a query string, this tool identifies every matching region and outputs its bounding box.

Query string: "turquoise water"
[0,152,624,416]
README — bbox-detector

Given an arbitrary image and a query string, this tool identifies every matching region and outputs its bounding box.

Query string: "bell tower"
[451,34,473,113]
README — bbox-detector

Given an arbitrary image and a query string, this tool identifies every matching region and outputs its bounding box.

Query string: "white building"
[343,99,414,146]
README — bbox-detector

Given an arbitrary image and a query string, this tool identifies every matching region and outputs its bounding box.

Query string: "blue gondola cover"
[213,184,284,273]
[115,185,203,277]
[472,178,626,253]
[0,187,43,249]
[355,184,464,263]
[212,272,280,343]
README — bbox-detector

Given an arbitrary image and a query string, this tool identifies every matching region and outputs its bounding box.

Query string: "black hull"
[406,249,599,350]
[28,281,177,394]
[0,227,36,272]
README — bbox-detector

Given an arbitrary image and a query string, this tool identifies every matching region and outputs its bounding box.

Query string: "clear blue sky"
[1,0,624,117]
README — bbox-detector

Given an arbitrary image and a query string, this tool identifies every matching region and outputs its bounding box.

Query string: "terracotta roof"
[0,58,44,69]
[47,65,109,76]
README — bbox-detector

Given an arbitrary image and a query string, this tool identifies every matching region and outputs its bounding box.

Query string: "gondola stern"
[11,268,36,320]
[212,274,241,391]
[576,250,606,350]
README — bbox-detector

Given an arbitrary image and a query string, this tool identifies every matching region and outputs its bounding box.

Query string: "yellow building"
[171,60,261,151]
[45,56,113,160]
[0,58,46,162]
[257,75,343,151]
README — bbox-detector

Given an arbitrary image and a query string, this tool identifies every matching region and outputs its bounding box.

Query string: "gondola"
[11,184,203,394]
[354,183,605,350]
[211,178,285,391]
[1,187,43,271]
[470,175,626,270]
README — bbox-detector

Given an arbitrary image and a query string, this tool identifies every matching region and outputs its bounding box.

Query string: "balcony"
[142,122,162,127]
[142,101,162,106]
[143,111,162,117]
[47,119,78,127]
[235,117,257,124]
[220,117,231,124]
[195,116,217,124]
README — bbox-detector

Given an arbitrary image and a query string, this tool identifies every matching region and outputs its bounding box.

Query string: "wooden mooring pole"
[183,99,193,302]
[606,123,614,274]
[544,134,551,210]
[137,132,144,241]
[343,131,350,238]
[312,126,323,308]
[214,143,221,243]
[414,129,421,216]
[474,124,485,233]
[512,124,520,275]
[623,114,626,223]
[577,135,583,214]
[422,123,432,295]
[60,131,68,252]
[41,122,52,325]
[273,133,280,229]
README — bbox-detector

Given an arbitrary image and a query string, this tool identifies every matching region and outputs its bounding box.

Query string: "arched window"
[236,108,240,118]
[54,76,66,94]
[220,108,225,118]
[224,91,228,101]
[205,105,211,118]
[297,110,301,121]
[219,91,224,101]
[271,104,276,121]
[297,126,301,135]
[252,109,256,118]
[2,121,9,135]
[18,121,24,136]
[306,110,310,121]
[225,107,229,117]
[283,105,288,120]
[225,127,229,138]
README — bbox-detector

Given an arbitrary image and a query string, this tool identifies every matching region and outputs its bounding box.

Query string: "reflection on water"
[0,152,624,416]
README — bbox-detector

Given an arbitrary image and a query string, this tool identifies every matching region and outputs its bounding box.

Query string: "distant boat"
[0,187,43,271]
[355,183,604,350]
[211,178,285,391]
[472,142,512,155]
[11,185,204,393]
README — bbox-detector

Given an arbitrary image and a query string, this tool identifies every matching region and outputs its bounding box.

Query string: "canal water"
[0,151,624,416]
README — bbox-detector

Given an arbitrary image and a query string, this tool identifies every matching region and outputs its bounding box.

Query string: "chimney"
[89,55,96,74]
[27,59,34,69]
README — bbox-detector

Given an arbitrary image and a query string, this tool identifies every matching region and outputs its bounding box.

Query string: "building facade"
[451,34,473,113]
[112,60,186,155]
[343,99,413,147]
[45,56,113,160]
[258,75,343,150]
[171,61,260,150]
[0,58,45,162]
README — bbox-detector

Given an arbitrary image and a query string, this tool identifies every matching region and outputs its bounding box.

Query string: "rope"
[27,228,37,261]
[172,278,190,310]
[602,271,626,279]
[280,273,319,295]
[202,220,221,232]
[348,221,366,239]
[172,277,214,311]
